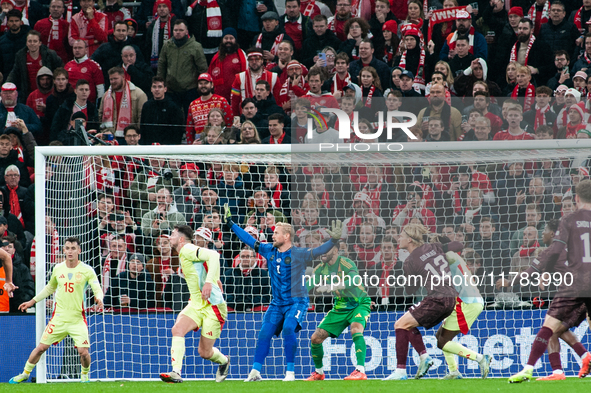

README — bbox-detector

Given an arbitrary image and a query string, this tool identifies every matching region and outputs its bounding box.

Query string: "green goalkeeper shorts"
[318,300,371,338]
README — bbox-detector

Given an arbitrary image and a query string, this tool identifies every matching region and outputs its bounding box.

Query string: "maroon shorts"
[409,296,456,329]
[547,297,590,326]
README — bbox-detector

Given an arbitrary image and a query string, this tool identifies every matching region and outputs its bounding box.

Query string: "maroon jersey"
[403,241,462,298]
[535,211,591,297]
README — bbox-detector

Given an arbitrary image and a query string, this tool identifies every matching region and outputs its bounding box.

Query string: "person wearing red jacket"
[276,60,308,113]
[391,184,437,234]
[208,28,247,103]
[34,0,71,64]
[68,0,108,56]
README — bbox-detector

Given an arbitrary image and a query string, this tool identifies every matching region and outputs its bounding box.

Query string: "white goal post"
[34,140,591,382]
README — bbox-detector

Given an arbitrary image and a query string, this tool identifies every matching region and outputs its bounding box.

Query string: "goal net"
[34,141,591,381]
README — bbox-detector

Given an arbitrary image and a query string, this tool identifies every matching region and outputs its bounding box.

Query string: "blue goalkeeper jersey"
[231,224,336,306]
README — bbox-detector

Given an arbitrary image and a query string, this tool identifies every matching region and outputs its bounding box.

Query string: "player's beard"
[273,239,283,248]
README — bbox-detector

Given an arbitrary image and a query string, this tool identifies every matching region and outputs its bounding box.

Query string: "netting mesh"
[38,145,591,380]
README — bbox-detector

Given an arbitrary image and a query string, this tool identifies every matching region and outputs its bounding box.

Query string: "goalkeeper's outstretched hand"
[326,220,343,241]
[223,203,234,230]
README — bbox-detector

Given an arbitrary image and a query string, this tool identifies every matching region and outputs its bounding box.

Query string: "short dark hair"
[359,38,374,49]
[256,80,270,91]
[554,50,570,62]
[2,235,16,245]
[27,30,41,40]
[174,19,188,28]
[473,90,490,102]
[152,75,166,86]
[546,219,559,233]
[308,66,327,82]
[519,18,533,29]
[268,113,284,124]
[335,52,349,64]
[313,14,327,23]
[114,20,128,29]
[241,97,257,109]
[286,0,301,6]
[76,79,89,88]
[536,86,552,96]
[124,124,140,136]
[7,9,22,20]
[65,236,81,246]
[174,224,194,241]
[576,179,591,203]
[108,66,125,76]
[456,35,470,44]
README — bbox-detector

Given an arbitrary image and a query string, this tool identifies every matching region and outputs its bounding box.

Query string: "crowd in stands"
[1,0,591,313]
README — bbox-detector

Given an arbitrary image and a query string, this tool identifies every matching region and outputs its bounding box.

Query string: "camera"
[162,169,174,180]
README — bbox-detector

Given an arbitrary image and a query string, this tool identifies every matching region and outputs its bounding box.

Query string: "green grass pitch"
[4,379,591,393]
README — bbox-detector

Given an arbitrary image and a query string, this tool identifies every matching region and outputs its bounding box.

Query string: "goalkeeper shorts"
[318,300,371,338]
[40,316,90,348]
[180,301,227,339]
[442,300,484,332]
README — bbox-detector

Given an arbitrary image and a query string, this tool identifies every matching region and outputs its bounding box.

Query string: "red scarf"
[255,33,284,56]
[448,26,475,54]
[510,35,535,66]
[270,132,286,144]
[102,253,127,294]
[566,123,586,139]
[534,104,550,129]
[574,6,587,33]
[527,1,549,29]
[380,261,397,297]
[302,0,317,16]
[101,81,132,135]
[519,240,539,257]
[353,244,381,268]
[271,182,283,208]
[383,44,395,64]
[362,180,382,215]
[48,16,62,47]
[320,190,331,208]
[7,186,23,226]
[187,0,222,37]
[511,83,535,112]
[364,85,375,107]
[398,40,426,87]
[150,18,170,67]
[244,69,272,100]
[345,213,362,235]
[332,72,351,94]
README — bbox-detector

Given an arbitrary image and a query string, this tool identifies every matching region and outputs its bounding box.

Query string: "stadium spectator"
[25,67,54,120]
[104,253,156,310]
[300,15,341,70]
[34,0,71,64]
[68,0,108,56]
[64,39,105,104]
[539,2,579,55]
[2,235,33,312]
[349,39,390,90]
[100,0,132,33]
[207,28,247,103]
[146,234,180,307]
[157,19,207,115]
[123,124,141,146]
[327,0,351,41]
[129,158,181,218]
[440,9,488,61]
[0,10,31,77]
[392,184,437,234]
[244,187,287,228]
[100,235,128,293]
[119,45,153,99]
[223,247,271,311]
[7,30,63,100]
[143,0,176,71]
[141,186,186,239]
[217,163,248,222]
[173,163,201,223]
[342,191,386,240]
[1,165,32,233]
[510,225,540,274]
[252,11,293,63]
[44,68,75,135]
[0,134,29,188]
[279,0,311,56]
[417,83,462,141]
[0,82,42,136]
[472,216,511,282]
[99,67,148,142]
[139,76,184,145]
[262,113,289,144]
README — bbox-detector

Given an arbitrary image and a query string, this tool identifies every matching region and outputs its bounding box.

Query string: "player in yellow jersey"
[160,225,230,384]
[9,237,103,384]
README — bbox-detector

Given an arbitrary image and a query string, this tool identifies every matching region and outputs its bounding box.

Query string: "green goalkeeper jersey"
[34,261,103,321]
[310,256,369,310]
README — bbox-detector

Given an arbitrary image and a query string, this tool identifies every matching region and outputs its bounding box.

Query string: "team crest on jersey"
[232,58,239,64]
[75,272,83,284]
[212,67,220,76]
[81,67,87,73]
[68,273,73,280]
[285,257,291,264]
[270,255,275,261]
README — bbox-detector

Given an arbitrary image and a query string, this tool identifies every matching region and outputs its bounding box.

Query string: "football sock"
[352,332,366,367]
[81,366,90,375]
[171,336,185,373]
[283,318,298,373]
[395,328,410,369]
[444,352,458,372]
[572,343,588,358]
[549,352,562,371]
[23,361,35,375]
[527,326,553,367]
[208,347,228,365]
[442,341,482,362]
[311,343,324,370]
[409,328,427,356]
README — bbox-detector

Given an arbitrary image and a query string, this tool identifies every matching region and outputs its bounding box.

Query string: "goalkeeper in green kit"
[305,241,371,381]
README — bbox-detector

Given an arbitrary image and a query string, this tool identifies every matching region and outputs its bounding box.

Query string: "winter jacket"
[98,81,148,136]
[9,253,34,312]
[50,95,99,144]
[92,35,145,88]
[539,18,579,56]
[157,36,208,93]
[301,29,342,69]
[0,25,31,76]
[1,184,33,232]
[139,97,185,145]
[7,45,63,102]
[120,60,154,99]
[0,103,42,136]
[349,57,391,91]
[104,271,156,309]
[440,29,488,61]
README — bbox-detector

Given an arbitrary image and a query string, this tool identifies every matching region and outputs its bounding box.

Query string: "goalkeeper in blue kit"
[224,203,342,381]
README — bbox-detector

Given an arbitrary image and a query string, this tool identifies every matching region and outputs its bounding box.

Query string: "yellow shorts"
[442,300,483,332]
[179,302,227,339]
[40,316,90,347]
